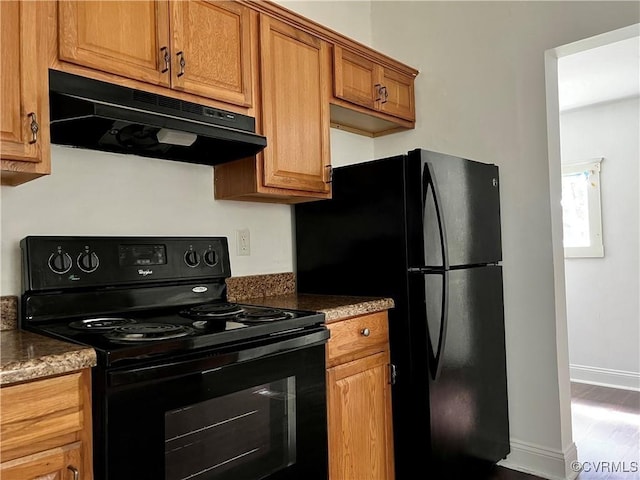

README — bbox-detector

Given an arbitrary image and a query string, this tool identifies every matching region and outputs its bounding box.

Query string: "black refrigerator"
[294,148,510,478]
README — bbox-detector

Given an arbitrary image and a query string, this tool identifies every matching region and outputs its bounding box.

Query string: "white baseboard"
[498,439,579,480]
[570,364,640,391]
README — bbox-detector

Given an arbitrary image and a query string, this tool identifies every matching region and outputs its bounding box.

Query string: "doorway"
[545,23,640,478]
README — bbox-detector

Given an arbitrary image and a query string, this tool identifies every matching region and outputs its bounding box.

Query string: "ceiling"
[558,35,640,112]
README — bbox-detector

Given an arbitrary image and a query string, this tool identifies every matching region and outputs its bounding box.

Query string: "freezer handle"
[422,162,449,269]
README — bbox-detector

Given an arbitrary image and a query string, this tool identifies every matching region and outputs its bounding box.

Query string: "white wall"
[368,2,640,479]
[561,97,640,389]
[276,0,372,46]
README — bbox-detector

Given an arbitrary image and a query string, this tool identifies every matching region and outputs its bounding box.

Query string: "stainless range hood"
[49,70,267,165]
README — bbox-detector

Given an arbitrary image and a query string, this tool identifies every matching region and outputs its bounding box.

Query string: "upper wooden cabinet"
[58,1,171,87]
[214,1,419,202]
[0,0,51,186]
[333,47,378,111]
[170,1,253,106]
[214,14,331,203]
[260,16,330,194]
[3,0,417,196]
[58,0,253,107]
[378,65,415,121]
[332,45,416,135]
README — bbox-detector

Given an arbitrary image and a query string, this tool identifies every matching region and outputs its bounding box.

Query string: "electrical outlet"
[236,229,250,256]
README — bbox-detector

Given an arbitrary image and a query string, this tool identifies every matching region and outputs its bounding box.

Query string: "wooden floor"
[571,382,640,480]
[431,464,545,480]
[486,465,544,479]
[481,383,640,480]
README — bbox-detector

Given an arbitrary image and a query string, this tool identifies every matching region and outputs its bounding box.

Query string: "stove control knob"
[203,248,217,267]
[184,249,200,268]
[48,249,73,274]
[77,249,100,273]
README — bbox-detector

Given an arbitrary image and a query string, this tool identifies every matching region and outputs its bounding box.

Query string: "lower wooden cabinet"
[0,369,93,480]
[325,311,395,480]
[0,442,82,480]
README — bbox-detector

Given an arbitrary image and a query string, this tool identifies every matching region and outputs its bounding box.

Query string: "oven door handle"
[108,327,330,387]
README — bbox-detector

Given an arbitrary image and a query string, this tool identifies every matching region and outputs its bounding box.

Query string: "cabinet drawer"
[0,441,82,480]
[327,311,389,367]
[0,373,83,460]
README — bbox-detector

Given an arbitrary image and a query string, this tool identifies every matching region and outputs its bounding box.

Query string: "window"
[561,158,604,258]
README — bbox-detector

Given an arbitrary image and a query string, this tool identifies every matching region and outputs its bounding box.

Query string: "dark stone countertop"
[0,330,97,386]
[239,293,394,323]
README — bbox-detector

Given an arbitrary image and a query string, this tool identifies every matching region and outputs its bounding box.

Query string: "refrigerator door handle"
[422,162,449,269]
[428,271,449,381]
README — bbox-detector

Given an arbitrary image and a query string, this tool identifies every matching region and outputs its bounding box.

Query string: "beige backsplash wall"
[0,146,295,296]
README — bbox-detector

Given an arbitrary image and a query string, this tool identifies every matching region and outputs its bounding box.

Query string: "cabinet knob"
[381,86,389,104]
[374,83,383,102]
[28,112,39,144]
[361,328,370,337]
[67,465,79,480]
[160,46,170,73]
[177,51,186,77]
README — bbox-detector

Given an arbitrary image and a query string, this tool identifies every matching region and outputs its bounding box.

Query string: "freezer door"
[410,149,502,268]
[409,265,510,465]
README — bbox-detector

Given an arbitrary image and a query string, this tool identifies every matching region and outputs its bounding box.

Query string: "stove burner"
[181,302,244,319]
[105,323,194,342]
[69,317,136,331]
[236,309,294,323]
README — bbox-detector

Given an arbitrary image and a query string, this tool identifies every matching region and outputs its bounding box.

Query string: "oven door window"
[102,344,326,480]
[164,377,296,480]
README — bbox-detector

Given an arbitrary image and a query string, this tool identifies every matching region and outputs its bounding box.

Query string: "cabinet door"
[333,45,378,110]
[58,0,171,86]
[0,1,41,162]
[259,15,330,193]
[170,1,252,106]
[0,442,82,480]
[379,67,415,121]
[327,351,395,480]
[332,45,416,124]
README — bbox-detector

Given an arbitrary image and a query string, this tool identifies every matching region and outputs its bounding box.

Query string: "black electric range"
[20,236,326,366]
[20,236,329,480]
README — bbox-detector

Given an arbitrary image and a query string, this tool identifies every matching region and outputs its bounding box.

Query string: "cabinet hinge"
[389,363,397,385]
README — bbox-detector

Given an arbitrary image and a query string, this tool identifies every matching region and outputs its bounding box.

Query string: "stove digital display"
[119,244,167,266]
